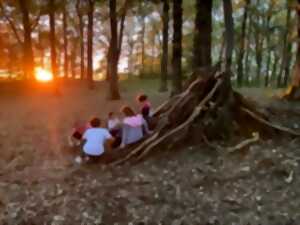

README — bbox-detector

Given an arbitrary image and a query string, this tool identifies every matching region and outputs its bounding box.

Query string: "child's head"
[90,117,101,128]
[137,94,148,103]
[108,112,115,119]
[121,106,135,117]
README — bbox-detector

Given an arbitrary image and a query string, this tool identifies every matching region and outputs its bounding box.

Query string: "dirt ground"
[0,80,300,225]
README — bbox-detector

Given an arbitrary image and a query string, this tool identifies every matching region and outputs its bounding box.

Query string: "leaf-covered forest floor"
[0,80,300,225]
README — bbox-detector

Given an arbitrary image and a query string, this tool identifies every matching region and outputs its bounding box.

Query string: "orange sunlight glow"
[35,67,53,82]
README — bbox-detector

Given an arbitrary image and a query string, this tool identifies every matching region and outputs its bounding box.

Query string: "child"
[107,112,121,136]
[69,120,90,147]
[120,106,150,148]
[137,94,157,130]
[76,117,114,163]
[107,112,122,148]
[137,94,152,119]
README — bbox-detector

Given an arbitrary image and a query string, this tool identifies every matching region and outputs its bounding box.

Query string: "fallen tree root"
[109,66,300,165]
[240,107,300,136]
[201,132,259,153]
[112,78,223,165]
[227,132,260,153]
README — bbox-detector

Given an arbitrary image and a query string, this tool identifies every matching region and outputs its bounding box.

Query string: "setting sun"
[35,67,53,82]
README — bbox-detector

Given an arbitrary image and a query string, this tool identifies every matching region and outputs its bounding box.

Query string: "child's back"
[83,127,112,156]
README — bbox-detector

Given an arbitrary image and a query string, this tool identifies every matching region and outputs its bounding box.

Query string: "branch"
[117,0,130,54]
[0,1,23,44]
[30,10,42,31]
[227,132,260,153]
[241,107,300,136]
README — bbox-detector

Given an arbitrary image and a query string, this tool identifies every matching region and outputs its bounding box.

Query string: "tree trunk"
[87,0,95,89]
[128,40,135,76]
[76,0,85,80]
[271,51,279,87]
[140,16,146,78]
[193,0,212,71]
[278,3,291,87]
[171,0,183,95]
[265,47,271,87]
[223,0,234,71]
[283,41,292,87]
[117,0,128,61]
[63,6,69,78]
[236,0,250,86]
[283,0,300,99]
[264,12,272,87]
[108,0,121,100]
[282,2,293,87]
[254,0,262,86]
[106,0,128,82]
[292,0,300,87]
[49,0,58,78]
[18,0,35,80]
[244,11,253,86]
[159,0,169,92]
[70,38,78,79]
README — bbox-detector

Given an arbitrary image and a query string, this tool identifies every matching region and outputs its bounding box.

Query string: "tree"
[108,0,121,100]
[49,0,58,78]
[159,0,169,92]
[264,3,274,87]
[87,0,95,89]
[283,0,300,99]
[76,0,86,80]
[18,0,36,80]
[280,0,292,87]
[291,0,300,87]
[236,0,250,86]
[193,0,212,71]
[171,0,183,95]
[62,2,69,78]
[223,0,234,71]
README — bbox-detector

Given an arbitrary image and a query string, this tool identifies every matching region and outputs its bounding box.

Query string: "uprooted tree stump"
[107,66,300,165]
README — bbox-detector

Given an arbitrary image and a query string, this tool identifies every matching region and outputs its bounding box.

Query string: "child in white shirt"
[75,117,114,164]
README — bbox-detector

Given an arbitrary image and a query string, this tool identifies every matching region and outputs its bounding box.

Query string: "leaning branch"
[241,107,300,136]
[0,2,23,44]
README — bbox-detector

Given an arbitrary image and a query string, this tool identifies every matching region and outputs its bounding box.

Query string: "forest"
[1,0,300,224]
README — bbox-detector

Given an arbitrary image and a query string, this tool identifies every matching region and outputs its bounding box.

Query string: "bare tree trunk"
[171,0,183,95]
[282,3,293,87]
[63,6,69,78]
[140,16,146,78]
[128,40,135,76]
[223,0,234,71]
[159,0,169,92]
[271,51,279,87]
[254,0,262,86]
[244,11,253,86]
[264,11,272,87]
[106,0,128,82]
[193,0,212,71]
[49,0,57,78]
[18,0,35,80]
[292,0,300,87]
[265,47,271,87]
[117,0,128,61]
[283,42,292,87]
[108,0,121,100]
[87,0,95,89]
[237,0,250,86]
[70,37,78,79]
[278,3,291,87]
[76,0,85,80]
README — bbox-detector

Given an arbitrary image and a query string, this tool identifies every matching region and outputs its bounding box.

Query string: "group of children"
[70,94,153,163]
